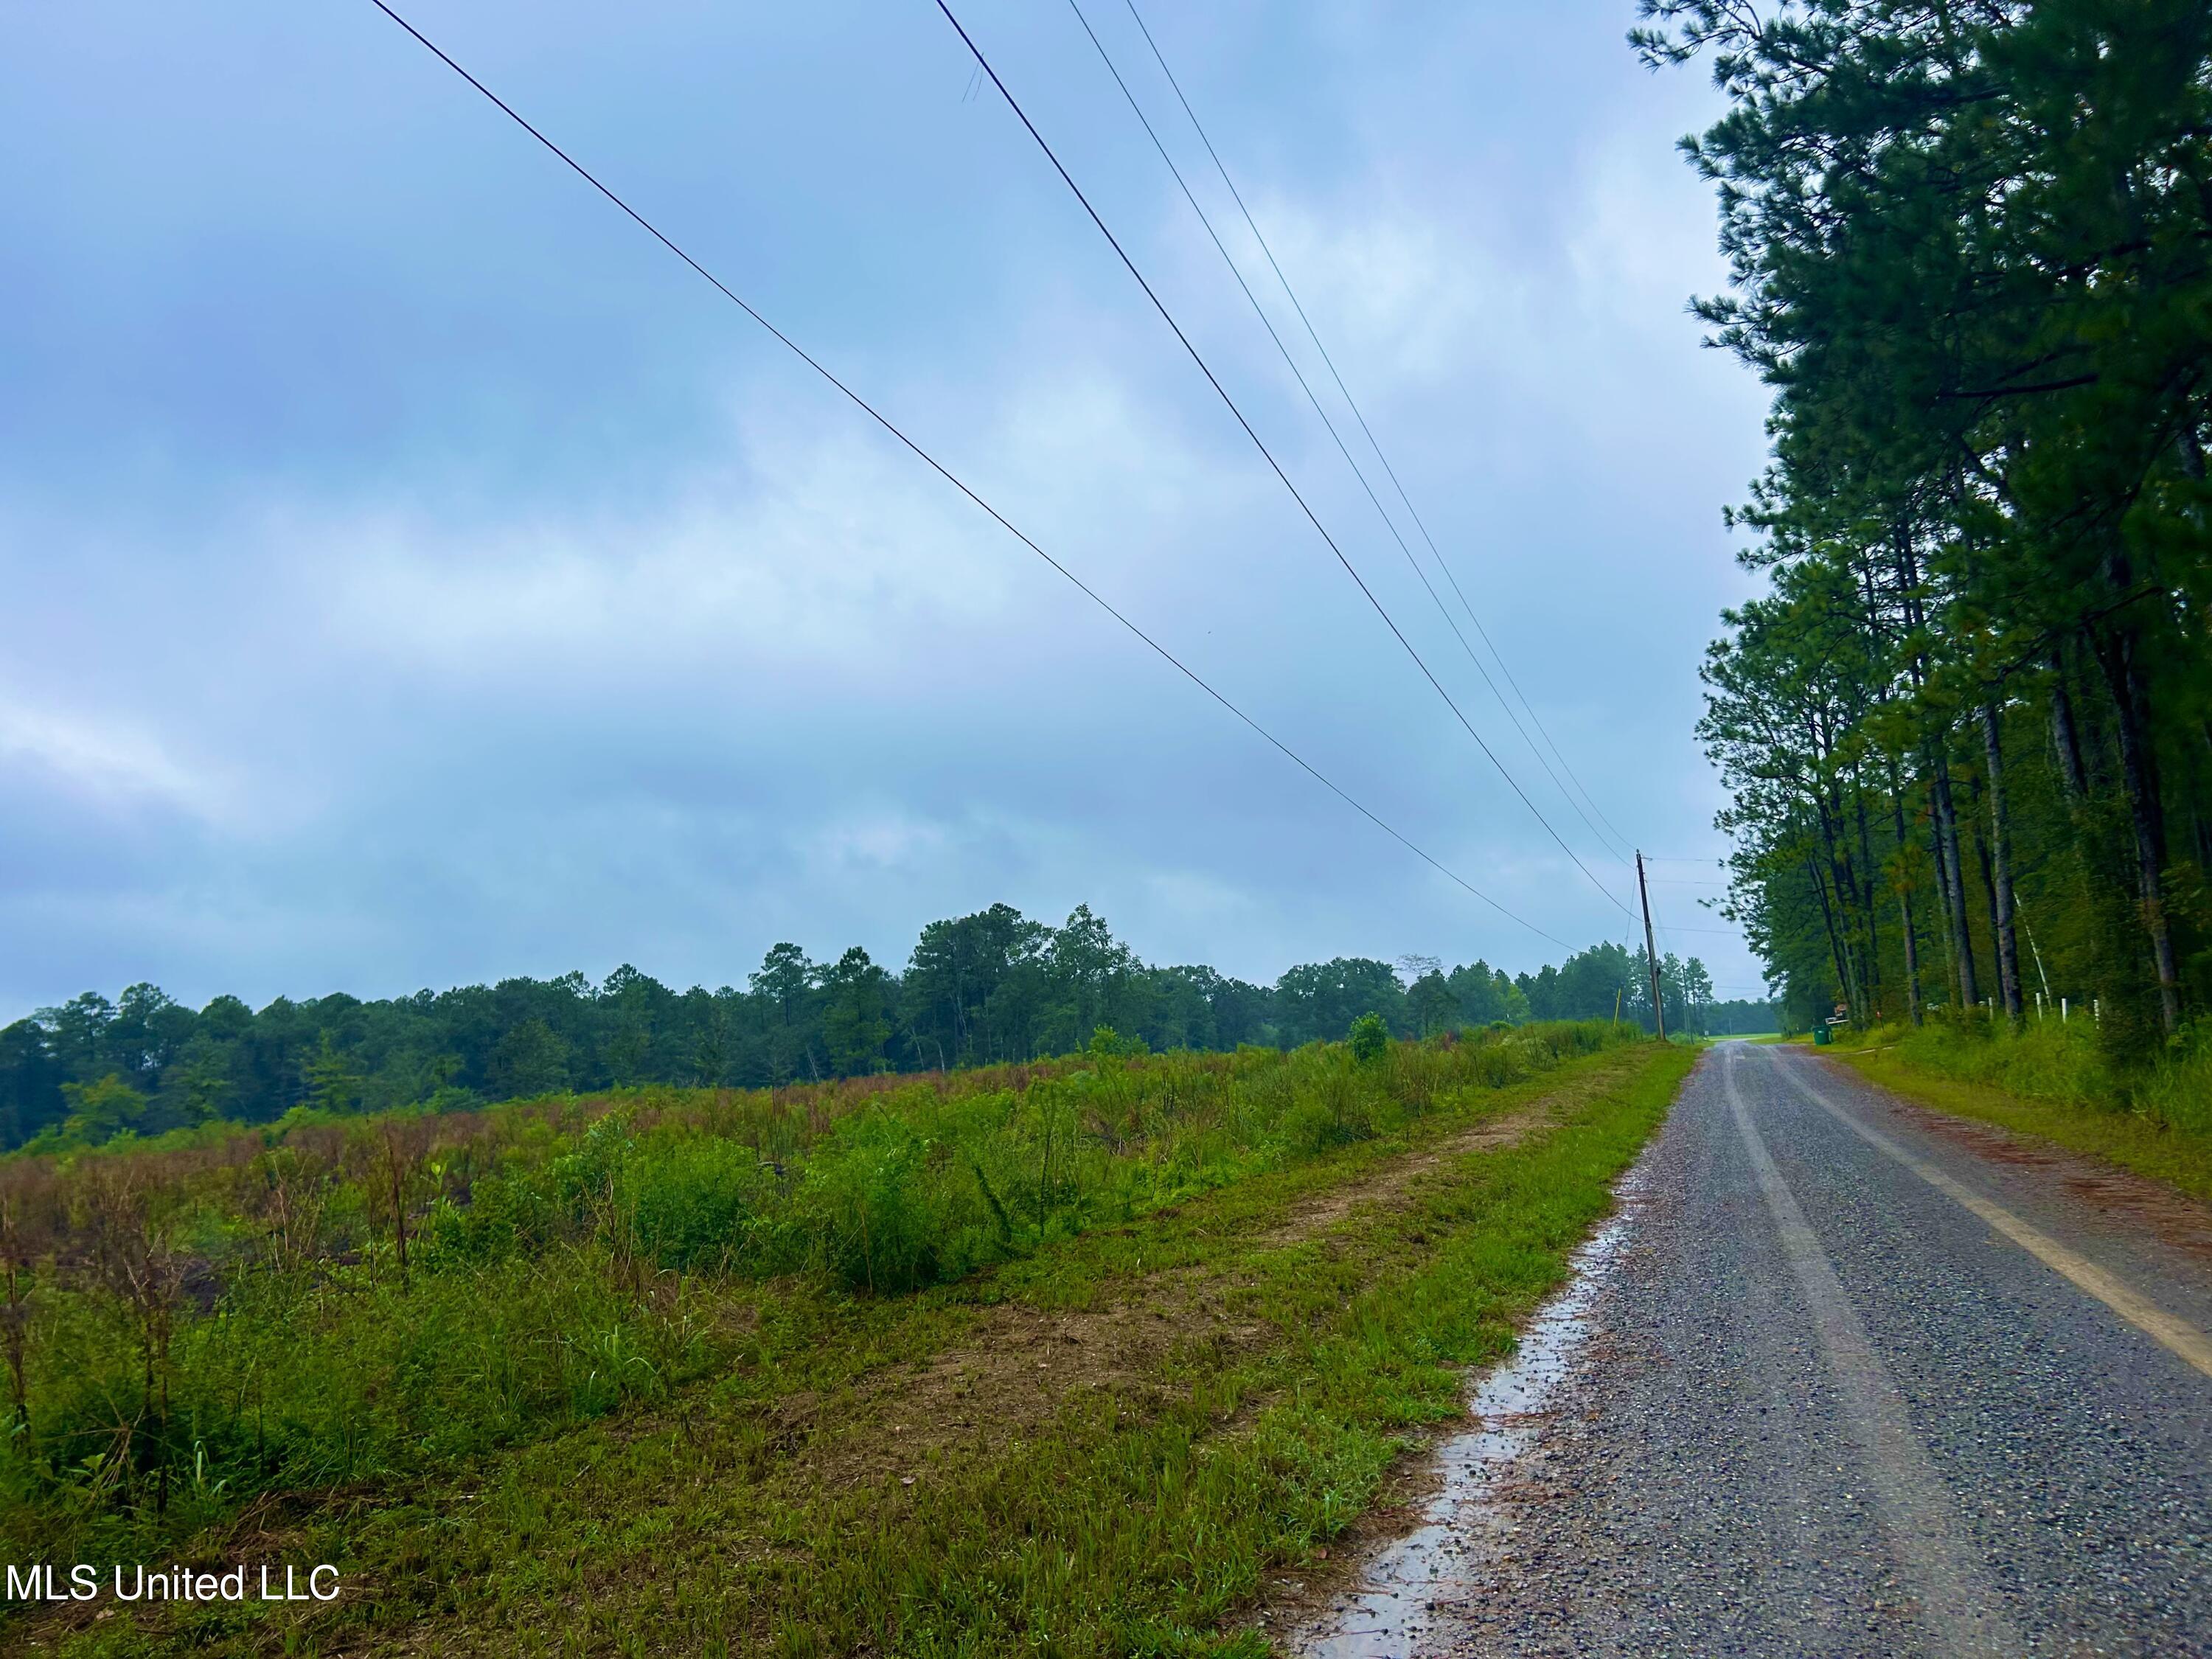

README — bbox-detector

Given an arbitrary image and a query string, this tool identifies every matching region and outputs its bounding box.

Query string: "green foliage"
[299,1034,364,1114]
[0,1021,1642,1581]
[1865,1016,2112,1110]
[1643,0,2212,1060]
[1840,1024,2212,1203]
[819,945,892,1077]
[787,1110,947,1294]
[1276,959,1406,1044]
[621,1135,771,1272]
[1346,1012,1388,1064]
[16,1040,1688,1656]
[1085,1023,1143,1061]
[490,1016,571,1099]
[1860,1011,2212,1144]
[0,904,1688,1153]
[53,1074,145,1146]
[2129,1041,2212,1141]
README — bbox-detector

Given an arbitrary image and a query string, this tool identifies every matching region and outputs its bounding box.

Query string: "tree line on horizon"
[1638,1,2212,1048]
[0,902,1763,1152]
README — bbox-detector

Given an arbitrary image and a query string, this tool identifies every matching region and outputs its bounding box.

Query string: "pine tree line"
[1,905,1760,1152]
[1638,1,2212,1049]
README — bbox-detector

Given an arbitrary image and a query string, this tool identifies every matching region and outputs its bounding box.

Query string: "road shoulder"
[1832,1040,2212,1203]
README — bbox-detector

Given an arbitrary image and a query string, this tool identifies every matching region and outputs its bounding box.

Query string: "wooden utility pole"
[1637,851,1667,1041]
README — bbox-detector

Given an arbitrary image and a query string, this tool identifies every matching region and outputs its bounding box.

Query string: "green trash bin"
[1813,1025,1832,1046]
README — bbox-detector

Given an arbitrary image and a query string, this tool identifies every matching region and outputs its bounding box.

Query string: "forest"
[1639,2,2212,1071]
[0,903,1761,1153]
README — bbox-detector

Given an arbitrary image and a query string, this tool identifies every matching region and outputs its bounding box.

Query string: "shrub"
[620,1136,771,1272]
[1878,1017,2111,1108]
[2128,1029,2212,1135]
[787,1113,945,1295]
[419,1172,553,1267]
[1347,1013,1388,1065]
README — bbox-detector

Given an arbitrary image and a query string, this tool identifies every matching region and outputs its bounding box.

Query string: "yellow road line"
[1777,1054,2212,1382]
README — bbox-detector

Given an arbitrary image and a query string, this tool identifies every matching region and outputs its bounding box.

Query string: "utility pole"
[1637,851,1666,1041]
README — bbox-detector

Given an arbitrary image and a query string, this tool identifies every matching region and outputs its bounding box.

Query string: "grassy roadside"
[3,1023,1632,1573]
[1832,1036,2212,1204]
[30,1040,1694,1658]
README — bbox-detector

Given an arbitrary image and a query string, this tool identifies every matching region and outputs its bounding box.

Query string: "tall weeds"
[1858,1012,2212,1138]
[0,1021,1631,1565]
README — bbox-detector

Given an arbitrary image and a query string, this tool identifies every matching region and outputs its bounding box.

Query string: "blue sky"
[0,0,1772,1018]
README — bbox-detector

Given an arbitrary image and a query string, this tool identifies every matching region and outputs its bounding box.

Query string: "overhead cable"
[931,0,1634,919]
[361,0,1571,949]
[1063,0,1632,873]
[1120,0,1641,866]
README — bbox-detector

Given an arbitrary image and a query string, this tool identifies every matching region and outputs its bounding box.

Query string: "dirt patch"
[782,1277,1267,1495]
[781,1062,1648,1502]
[1263,1062,1627,1248]
[1265,1107,1551,1245]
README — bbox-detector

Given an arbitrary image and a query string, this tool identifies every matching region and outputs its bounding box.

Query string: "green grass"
[5,1026,1625,1562]
[1832,1019,2212,1203]
[15,1038,1693,1657]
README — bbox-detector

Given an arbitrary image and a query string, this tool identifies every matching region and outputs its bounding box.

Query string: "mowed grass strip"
[41,1042,1691,1658]
[1833,1034,2212,1204]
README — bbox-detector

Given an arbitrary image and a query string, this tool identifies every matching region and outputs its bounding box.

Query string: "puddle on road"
[1290,1164,1651,1659]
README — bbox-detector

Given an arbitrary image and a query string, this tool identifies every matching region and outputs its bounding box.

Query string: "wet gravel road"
[1380,1041,2212,1657]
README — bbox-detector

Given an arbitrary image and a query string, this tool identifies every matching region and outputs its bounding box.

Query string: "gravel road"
[1411,1040,2212,1657]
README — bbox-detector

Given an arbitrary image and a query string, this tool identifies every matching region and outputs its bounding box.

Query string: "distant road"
[1450,1040,2212,1657]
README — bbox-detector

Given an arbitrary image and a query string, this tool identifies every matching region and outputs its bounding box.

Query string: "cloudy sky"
[1,0,1773,1018]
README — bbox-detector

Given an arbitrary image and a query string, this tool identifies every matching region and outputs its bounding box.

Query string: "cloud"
[0,0,1774,1018]
[1223,193,1520,390]
[0,696,232,824]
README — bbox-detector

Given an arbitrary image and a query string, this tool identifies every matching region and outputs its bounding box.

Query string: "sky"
[0,0,1775,1020]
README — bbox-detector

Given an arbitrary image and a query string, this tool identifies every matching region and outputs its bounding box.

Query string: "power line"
[931,0,1633,919]
[360,0,1571,951]
[1117,0,1641,866]
[1061,0,1632,875]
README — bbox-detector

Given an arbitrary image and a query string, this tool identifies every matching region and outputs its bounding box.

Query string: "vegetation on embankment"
[29,1035,1688,1658]
[1,1021,1678,1655]
[1644,4,2212,1057]
[1832,1018,2212,1203]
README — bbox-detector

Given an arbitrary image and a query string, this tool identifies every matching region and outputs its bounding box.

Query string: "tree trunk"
[1982,704,2024,1027]
[1929,790,1960,1005]
[2093,622,2182,1034]
[1853,768,1883,1016]
[1812,794,1866,1023]
[1969,793,2000,1004]
[2050,655,2089,807]
[1930,746,1979,1010]
[1887,757,1923,1026]
[1806,852,1855,1018]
